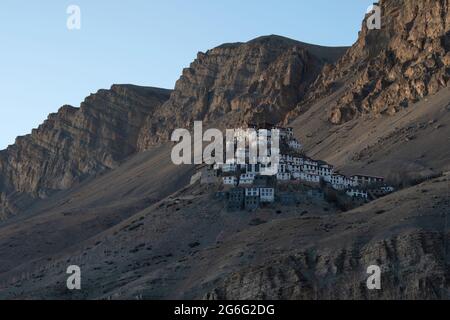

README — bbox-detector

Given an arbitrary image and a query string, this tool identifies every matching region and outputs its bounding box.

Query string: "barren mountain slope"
[0,173,447,300]
[0,143,193,277]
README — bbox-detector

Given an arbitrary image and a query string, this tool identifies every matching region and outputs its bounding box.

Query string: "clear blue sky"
[0,0,372,150]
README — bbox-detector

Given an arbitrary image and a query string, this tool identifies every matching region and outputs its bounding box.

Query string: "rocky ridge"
[137,36,348,148]
[0,85,171,218]
[287,0,450,124]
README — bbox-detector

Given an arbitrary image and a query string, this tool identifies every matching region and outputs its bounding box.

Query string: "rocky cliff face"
[288,0,450,124]
[0,85,171,218]
[0,36,347,219]
[137,36,347,149]
[206,231,448,300]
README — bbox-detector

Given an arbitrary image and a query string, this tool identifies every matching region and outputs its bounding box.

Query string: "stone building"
[245,196,260,211]
[259,188,275,203]
[223,176,237,186]
[346,189,369,199]
[240,173,256,185]
[351,175,384,186]
[227,188,244,211]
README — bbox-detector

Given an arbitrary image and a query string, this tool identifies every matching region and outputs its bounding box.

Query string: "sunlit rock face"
[0,85,171,218]
[136,35,347,149]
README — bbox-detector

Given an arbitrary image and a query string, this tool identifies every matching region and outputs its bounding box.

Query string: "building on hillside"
[259,188,275,203]
[277,172,291,182]
[278,164,288,173]
[239,173,256,185]
[290,164,302,172]
[238,186,276,210]
[222,163,237,173]
[282,155,294,163]
[286,127,294,138]
[302,163,319,175]
[318,164,334,178]
[288,139,302,150]
[330,174,354,190]
[292,172,301,180]
[245,195,261,211]
[245,188,260,197]
[380,186,395,193]
[276,126,295,140]
[246,164,261,174]
[298,172,320,184]
[351,175,384,186]
[370,185,395,197]
[223,176,237,186]
[293,157,304,165]
[227,188,244,211]
[259,163,278,176]
[346,189,369,199]
[304,159,319,166]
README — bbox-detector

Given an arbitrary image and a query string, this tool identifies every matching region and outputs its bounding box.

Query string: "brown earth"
[0,171,447,299]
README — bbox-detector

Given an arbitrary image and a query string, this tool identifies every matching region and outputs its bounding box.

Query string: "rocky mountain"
[0,37,347,219]
[137,36,348,148]
[287,0,450,124]
[0,168,447,299]
[0,85,171,219]
[0,0,449,301]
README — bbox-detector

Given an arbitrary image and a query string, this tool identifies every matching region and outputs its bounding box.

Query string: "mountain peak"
[327,0,449,123]
[0,85,171,219]
[136,34,348,149]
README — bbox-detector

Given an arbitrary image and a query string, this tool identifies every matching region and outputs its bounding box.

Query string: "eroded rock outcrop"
[137,36,347,149]
[0,85,171,218]
[288,0,450,124]
[206,231,449,300]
